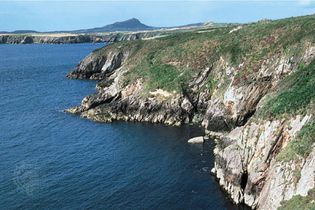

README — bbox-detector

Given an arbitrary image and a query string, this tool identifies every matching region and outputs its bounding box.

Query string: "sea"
[0,43,238,209]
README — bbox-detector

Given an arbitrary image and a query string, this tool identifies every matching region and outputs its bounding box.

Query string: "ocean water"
[0,43,237,209]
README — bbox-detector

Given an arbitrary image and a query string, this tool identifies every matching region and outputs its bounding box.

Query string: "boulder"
[187,136,204,144]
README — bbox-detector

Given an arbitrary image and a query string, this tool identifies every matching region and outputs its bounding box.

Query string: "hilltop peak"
[73,18,153,33]
[124,18,141,23]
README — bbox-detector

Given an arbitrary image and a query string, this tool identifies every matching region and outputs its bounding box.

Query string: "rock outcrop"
[66,14,315,209]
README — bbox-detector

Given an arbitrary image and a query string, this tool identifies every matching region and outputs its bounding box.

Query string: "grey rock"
[188,137,204,144]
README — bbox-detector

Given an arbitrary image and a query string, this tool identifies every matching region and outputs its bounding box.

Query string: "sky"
[0,0,315,32]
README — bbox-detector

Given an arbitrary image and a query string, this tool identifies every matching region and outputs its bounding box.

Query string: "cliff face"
[0,34,95,44]
[67,15,315,209]
[213,115,315,209]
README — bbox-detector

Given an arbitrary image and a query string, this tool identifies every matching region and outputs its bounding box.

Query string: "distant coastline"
[0,18,230,44]
[0,30,172,44]
[0,27,211,44]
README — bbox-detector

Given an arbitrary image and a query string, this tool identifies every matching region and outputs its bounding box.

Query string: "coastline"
[0,25,212,45]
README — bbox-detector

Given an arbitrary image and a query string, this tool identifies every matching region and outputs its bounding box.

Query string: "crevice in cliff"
[236,109,256,126]
[240,170,248,192]
[87,93,121,111]
[239,170,249,206]
[265,126,285,164]
[182,89,197,110]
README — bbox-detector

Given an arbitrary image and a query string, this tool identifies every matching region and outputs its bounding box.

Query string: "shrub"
[278,188,315,210]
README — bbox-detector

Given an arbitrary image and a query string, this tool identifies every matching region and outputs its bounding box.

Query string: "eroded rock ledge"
[66,15,315,210]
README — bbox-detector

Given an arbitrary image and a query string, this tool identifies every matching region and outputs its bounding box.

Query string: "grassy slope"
[97,14,315,94]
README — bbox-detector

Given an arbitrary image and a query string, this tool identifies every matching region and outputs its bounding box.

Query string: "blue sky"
[0,0,315,31]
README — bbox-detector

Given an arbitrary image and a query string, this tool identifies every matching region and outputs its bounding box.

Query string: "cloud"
[298,0,313,6]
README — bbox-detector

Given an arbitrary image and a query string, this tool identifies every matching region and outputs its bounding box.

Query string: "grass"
[205,77,219,94]
[278,188,315,210]
[277,120,315,162]
[145,63,189,92]
[259,60,315,118]
[123,52,193,92]
[121,14,315,94]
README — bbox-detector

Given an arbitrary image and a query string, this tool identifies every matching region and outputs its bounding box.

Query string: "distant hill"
[0,30,38,34]
[0,18,154,34]
[0,18,229,34]
[72,18,155,33]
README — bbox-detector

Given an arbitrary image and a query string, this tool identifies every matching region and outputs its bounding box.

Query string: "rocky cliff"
[67,15,315,209]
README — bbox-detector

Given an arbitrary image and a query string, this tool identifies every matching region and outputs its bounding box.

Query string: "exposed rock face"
[67,75,193,126]
[66,16,315,209]
[21,36,34,44]
[212,115,314,209]
[0,34,94,44]
[201,52,301,132]
[66,42,211,126]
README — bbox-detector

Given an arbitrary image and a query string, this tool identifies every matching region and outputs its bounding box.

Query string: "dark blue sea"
[0,43,236,209]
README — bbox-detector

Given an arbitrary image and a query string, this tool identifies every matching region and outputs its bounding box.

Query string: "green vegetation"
[206,77,218,93]
[117,14,315,94]
[278,188,315,210]
[260,60,315,118]
[87,14,315,97]
[123,52,193,92]
[277,120,315,162]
